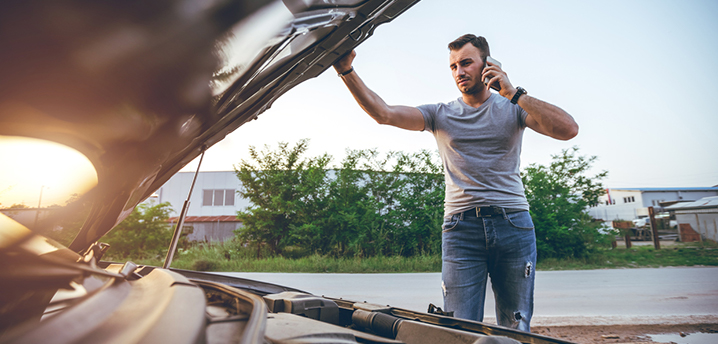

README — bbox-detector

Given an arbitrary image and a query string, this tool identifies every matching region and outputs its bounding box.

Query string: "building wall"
[185,221,241,242]
[155,171,250,217]
[640,191,678,207]
[675,210,718,242]
[590,190,645,220]
[589,188,718,221]
[642,191,718,207]
[589,203,642,221]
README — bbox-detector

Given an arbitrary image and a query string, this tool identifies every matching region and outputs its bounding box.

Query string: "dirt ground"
[531,323,718,343]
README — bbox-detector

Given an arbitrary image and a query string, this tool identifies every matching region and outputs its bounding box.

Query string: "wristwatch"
[511,86,526,104]
[338,67,354,77]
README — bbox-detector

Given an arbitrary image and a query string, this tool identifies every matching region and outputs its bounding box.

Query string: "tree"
[386,150,444,256]
[521,146,612,260]
[233,140,446,258]
[100,202,176,259]
[234,140,330,256]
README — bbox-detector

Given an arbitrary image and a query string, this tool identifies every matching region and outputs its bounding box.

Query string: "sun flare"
[0,136,98,208]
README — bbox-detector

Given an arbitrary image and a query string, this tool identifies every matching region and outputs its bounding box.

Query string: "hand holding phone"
[483,56,502,91]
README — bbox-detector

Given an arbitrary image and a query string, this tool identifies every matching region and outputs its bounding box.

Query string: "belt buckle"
[479,206,502,217]
[476,207,490,218]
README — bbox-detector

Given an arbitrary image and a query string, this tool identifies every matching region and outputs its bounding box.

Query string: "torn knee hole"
[524,261,532,278]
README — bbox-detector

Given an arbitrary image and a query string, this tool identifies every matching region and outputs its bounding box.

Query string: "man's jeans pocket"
[442,214,461,232]
[506,211,534,230]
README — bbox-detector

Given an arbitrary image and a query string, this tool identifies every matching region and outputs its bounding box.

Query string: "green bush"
[192,259,218,271]
[234,140,444,258]
[522,147,616,261]
[100,202,188,260]
[281,245,311,259]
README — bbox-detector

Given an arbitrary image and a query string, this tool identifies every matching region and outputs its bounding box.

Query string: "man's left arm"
[515,94,578,141]
[483,61,578,141]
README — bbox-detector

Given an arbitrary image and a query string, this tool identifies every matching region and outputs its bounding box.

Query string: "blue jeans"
[441,210,537,332]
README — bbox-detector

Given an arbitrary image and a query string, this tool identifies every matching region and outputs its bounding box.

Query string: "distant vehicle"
[632,218,651,227]
[632,217,678,229]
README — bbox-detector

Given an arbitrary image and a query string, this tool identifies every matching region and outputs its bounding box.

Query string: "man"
[333,34,578,331]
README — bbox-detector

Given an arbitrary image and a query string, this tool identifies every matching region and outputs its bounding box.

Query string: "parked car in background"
[0,1,574,343]
[632,217,650,227]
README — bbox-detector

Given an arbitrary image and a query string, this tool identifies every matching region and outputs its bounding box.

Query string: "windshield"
[0,135,98,247]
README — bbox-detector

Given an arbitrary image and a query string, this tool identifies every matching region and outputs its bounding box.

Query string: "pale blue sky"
[183,0,718,188]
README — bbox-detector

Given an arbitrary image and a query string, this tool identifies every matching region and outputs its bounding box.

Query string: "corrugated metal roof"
[168,215,240,222]
[665,196,718,210]
[609,187,718,192]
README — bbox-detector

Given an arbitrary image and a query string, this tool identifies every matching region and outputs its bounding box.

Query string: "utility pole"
[34,185,45,227]
[648,206,660,250]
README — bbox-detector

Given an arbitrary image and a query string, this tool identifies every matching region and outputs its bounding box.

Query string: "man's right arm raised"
[333,50,425,131]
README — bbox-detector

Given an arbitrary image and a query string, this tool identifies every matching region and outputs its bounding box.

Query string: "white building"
[148,171,249,242]
[666,196,718,242]
[150,171,249,216]
[588,187,718,221]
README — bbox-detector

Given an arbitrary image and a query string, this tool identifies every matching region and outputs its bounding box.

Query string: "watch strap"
[511,86,526,104]
[338,67,354,77]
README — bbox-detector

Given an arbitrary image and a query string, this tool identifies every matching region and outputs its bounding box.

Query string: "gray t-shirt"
[418,93,530,216]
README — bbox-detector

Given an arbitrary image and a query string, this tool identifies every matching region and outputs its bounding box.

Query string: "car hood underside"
[0,0,420,252]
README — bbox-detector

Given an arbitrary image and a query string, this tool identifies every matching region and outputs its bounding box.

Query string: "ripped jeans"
[441,209,536,332]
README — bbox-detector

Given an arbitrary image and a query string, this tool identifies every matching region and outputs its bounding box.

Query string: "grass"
[537,241,718,270]
[167,240,442,272]
[109,241,442,273]
[172,254,442,273]
[110,240,718,273]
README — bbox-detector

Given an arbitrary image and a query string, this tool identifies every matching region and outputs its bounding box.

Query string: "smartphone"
[484,56,502,91]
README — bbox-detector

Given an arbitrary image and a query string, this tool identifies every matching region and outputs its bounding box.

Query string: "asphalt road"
[219,266,718,326]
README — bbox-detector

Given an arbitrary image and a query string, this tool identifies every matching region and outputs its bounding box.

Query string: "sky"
[181,0,718,188]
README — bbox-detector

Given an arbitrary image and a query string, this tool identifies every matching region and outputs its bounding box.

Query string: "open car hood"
[0,3,582,343]
[0,0,420,253]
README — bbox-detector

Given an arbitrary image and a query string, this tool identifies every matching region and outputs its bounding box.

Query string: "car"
[632,218,650,228]
[0,1,574,343]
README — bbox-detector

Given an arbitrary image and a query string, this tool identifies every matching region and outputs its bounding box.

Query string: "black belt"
[460,206,526,218]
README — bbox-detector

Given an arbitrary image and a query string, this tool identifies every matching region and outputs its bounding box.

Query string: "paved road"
[219,266,718,326]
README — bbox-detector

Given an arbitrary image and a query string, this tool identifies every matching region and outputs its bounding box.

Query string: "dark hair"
[448,34,490,61]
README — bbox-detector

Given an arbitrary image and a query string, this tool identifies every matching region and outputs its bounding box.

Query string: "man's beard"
[459,81,482,95]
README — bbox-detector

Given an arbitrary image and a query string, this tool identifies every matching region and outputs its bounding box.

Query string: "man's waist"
[442,185,529,216]
[455,206,526,218]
